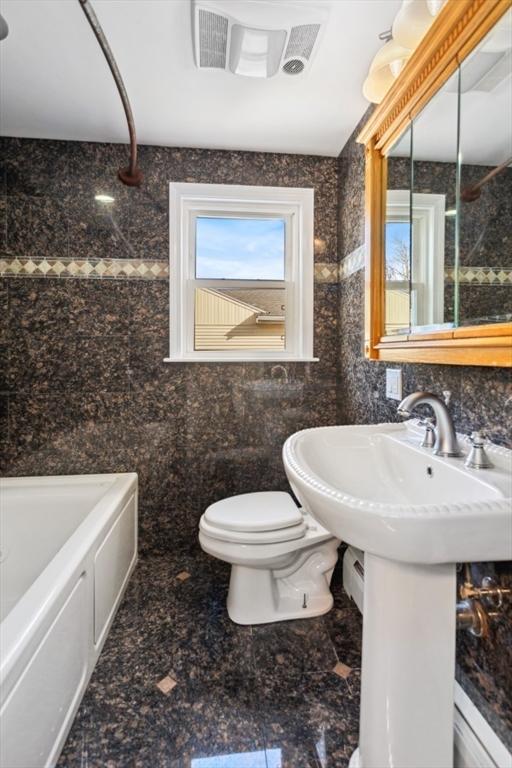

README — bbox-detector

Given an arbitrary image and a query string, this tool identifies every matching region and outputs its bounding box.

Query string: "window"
[385,190,445,333]
[166,183,315,362]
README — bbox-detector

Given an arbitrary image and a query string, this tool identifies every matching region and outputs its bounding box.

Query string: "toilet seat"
[200,491,307,544]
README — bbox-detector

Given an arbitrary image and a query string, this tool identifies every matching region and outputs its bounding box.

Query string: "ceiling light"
[426,0,445,16]
[363,1,446,104]
[95,194,115,204]
[392,0,441,50]
[363,40,412,103]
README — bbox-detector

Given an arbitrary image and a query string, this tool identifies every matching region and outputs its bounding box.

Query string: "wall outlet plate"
[386,368,403,401]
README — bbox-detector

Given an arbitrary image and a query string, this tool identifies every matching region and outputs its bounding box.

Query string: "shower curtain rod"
[461,156,511,202]
[78,0,142,186]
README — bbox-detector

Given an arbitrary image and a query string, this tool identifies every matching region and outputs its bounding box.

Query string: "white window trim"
[165,182,316,363]
[387,189,446,326]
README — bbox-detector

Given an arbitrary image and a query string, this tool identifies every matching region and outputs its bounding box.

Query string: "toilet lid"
[199,516,307,544]
[204,491,303,533]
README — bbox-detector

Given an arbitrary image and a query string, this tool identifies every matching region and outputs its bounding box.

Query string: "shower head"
[0,14,9,41]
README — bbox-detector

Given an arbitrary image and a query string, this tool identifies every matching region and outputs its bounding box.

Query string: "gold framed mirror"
[358,0,512,366]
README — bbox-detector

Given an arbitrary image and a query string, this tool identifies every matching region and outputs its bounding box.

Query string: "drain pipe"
[78,0,142,186]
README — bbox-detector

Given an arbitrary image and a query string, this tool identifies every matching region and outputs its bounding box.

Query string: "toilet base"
[226,541,338,625]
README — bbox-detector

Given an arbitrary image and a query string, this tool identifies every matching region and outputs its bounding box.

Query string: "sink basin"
[283,420,512,768]
[283,420,512,564]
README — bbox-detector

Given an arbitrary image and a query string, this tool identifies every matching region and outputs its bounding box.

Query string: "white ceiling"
[0,0,402,157]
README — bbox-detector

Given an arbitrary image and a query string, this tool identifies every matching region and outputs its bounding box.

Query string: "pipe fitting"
[456,598,489,638]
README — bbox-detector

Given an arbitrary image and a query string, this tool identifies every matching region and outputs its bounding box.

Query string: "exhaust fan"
[192,0,329,78]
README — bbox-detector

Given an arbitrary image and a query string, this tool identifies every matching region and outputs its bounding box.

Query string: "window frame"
[386,189,446,331]
[165,183,315,363]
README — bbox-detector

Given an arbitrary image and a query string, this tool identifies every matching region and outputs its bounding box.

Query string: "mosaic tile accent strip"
[314,262,339,283]
[340,244,365,281]
[0,256,169,280]
[0,257,341,283]
[445,267,512,285]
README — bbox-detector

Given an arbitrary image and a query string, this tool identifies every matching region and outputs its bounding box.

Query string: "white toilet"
[198,491,340,625]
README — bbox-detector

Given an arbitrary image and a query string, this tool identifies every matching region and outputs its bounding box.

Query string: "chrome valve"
[465,431,493,470]
[419,417,436,449]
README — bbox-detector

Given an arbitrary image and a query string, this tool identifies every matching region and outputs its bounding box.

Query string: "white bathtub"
[0,473,138,768]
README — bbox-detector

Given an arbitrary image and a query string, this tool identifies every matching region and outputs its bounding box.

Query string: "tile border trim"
[0,256,341,283]
[0,256,169,280]
[445,267,512,285]
[340,244,365,281]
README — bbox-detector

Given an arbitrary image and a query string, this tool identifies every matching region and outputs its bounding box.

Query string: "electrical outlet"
[385,368,403,401]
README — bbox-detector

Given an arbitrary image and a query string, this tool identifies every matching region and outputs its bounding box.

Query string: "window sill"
[163,357,319,363]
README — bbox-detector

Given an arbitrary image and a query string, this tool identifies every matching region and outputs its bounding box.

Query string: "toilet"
[198,491,340,625]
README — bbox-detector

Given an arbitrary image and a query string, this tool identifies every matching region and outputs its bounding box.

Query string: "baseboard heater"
[342,546,512,768]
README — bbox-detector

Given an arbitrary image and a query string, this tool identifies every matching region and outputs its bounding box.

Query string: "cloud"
[196,217,285,279]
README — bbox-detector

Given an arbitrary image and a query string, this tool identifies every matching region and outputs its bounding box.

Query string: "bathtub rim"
[0,472,138,700]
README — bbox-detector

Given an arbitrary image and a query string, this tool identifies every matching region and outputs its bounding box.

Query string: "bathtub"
[0,473,138,768]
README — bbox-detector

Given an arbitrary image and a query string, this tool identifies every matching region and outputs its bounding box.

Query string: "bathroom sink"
[283,420,512,564]
[283,420,512,768]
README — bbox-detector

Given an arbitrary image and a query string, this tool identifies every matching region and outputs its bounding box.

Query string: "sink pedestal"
[351,555,457,768]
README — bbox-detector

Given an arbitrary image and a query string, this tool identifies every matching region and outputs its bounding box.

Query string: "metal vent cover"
[282,59,305,75]
[198,9,229,69]
[284,23,321,62]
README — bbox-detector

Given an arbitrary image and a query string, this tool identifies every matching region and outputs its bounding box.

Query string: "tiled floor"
[58,547,362,768]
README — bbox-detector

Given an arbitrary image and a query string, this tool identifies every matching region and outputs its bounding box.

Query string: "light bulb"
[389,58,405,78]
[426,0,445,16]
[393,0,436,50]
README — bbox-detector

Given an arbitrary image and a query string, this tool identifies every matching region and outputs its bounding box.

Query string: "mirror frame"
[357,0,512,367]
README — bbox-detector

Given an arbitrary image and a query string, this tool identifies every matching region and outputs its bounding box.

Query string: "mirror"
[383,9,511,336]
[385,126,412,335]
[359,1,512,366]
[458,9,512,326]
[411,69,459,331]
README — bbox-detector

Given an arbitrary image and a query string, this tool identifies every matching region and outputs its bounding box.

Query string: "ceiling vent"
[192,0,328,79]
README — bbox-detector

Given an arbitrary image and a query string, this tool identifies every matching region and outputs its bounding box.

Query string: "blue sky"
[196,217,285,280]
[385,221,410,279]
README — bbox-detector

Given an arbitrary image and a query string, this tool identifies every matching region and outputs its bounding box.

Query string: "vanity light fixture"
[362,39,412,103]
[95,194,115,203]
[392,0,444,50]
[363,0,446,104]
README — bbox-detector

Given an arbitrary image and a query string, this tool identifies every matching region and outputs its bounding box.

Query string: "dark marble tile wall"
[337,114,512,742]
[0,137,339,551]
[388,157,512,323]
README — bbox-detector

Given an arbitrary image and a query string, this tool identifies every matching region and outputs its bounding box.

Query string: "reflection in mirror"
[411,68,459,330]
[458,9,512,326]
[385,126,412,335]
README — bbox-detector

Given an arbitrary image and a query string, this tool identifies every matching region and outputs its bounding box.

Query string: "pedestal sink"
[283,420,512,768]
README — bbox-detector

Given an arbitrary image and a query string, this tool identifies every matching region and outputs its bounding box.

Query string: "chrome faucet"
[397,391,462,457]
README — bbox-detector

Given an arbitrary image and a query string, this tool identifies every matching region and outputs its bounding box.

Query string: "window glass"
[385,219,411,334]
[195,216,285,279]
[194,287,286,351]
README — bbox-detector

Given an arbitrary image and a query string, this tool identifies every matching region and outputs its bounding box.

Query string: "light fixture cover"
[229,24,286,78]
[363,0,448,104]
[392,0,436,51]
[363,39,412,103]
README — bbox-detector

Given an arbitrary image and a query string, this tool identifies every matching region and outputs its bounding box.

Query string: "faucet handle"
[419,417,436,449]
[469,430,487,446]
[465,431,493,469]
